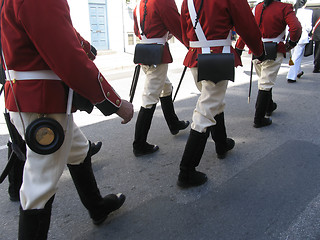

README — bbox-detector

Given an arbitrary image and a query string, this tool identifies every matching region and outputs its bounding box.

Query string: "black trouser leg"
[177,129,209,188]
[133,105,159,156]
[160,94,189,135]
[254,90,272,128]
[67,152,125,225]
[18,196,54,240]
[314,41,320,71]
[211,112,235,159]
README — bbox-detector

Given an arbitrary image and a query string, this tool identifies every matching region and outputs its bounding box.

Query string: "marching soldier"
[287,0,312,83]
[4,33,102,202]
[236,0,302,128]
[132,0,189,157]
[177,0,265,188]
[1,0,134,239]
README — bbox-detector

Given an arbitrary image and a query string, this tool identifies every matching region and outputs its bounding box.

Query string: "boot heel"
[92,193,126,225]
[216,138,235,159]
[253,117,272,128]
[177,170,207,188]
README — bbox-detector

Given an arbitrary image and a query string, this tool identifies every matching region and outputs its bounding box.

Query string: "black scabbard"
[0,142,15,183]
[129,64,141,103]
[0,113,26,184]
[248,59,253,103]
[173,66,187,102]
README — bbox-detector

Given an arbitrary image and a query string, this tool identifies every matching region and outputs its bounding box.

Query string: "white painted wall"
[106,0,126,52]
[67,0,320,52]
[68,0,125,51]
[68,0,91,42]
[66,0,195,52]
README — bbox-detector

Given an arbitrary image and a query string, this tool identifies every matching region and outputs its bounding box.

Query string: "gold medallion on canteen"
[35,127,55,146]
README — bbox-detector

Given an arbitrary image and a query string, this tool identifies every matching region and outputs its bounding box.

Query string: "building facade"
[68,0,184,53]
[69,0,319,53]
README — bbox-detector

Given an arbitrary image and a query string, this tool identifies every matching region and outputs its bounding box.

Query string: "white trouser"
[10,112,89,210]
[141,64,173,109]
[253,53,284,91]
[190,67,228,133]
[287,44,306,80]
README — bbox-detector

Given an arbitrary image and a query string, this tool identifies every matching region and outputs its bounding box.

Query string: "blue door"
[89,3,109,50]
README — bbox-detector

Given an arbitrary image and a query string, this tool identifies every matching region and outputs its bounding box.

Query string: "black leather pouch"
[254,42,277,60]
[304,40,314,57]
[197,53,235,83]
[133,43,164,65]
[264,42,277,60]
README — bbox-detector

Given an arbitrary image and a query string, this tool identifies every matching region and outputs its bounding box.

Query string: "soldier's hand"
[116,99,134,124]
[285,40,297,52]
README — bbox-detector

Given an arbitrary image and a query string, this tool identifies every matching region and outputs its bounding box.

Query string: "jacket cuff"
[95,99,120,116]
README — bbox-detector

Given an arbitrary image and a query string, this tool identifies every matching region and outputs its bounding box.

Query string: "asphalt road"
[0,47,320,240]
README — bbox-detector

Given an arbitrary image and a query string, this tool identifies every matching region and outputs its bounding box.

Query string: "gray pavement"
[1,45,320,240]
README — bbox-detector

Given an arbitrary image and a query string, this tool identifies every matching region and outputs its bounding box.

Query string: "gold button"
[116,99,120,105]
[107,92,110,97]
[99,76,103,82]
[13,78,16,84]
[210,50,213,53]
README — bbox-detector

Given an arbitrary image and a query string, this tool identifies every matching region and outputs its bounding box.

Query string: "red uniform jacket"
[236,1,302,56]
[1,0,121,114]
[133,0,183,64]
[181,0,264,68]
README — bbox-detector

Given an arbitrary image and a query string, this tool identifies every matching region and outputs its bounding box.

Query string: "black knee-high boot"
[160,94,189,135]
[254,90,272,128]
[18,196,55,240]
[67,153,125,225]
[133,105,159,157]
[177,129,209,188]
[211,112,235,159]
[266,89,277,117]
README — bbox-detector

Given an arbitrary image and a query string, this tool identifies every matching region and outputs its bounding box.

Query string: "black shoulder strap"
[140,0,148,36]
[194,0,204,30]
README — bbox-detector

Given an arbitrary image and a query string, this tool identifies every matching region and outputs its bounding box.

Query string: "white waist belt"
[189,39,232,48]
[140,38,167,45]
[262,37,282,43]
[140,32,168,45]
[6,70,61,81]
[262,31,285,43]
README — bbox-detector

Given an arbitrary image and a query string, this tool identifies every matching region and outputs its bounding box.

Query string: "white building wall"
[106,0,126,52]
[70,0,277,53]
[68,0,126,52]
[68,0,91,42]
